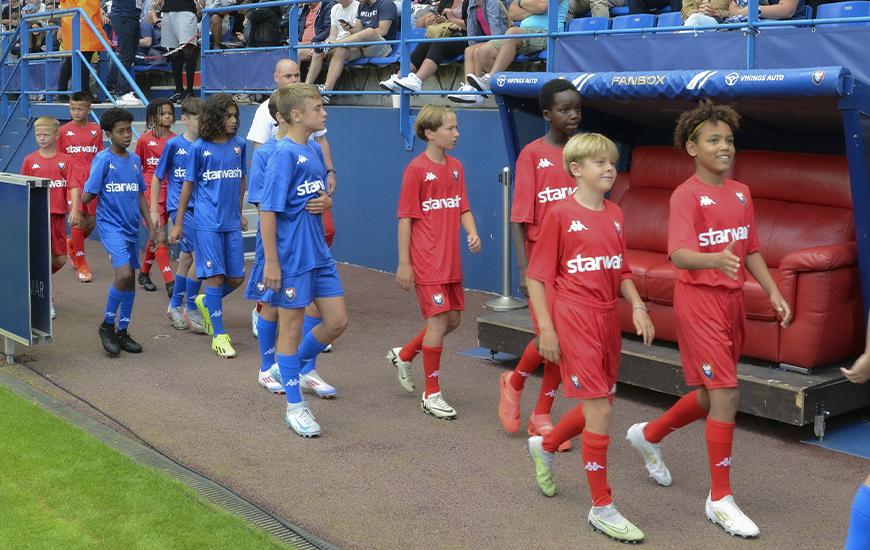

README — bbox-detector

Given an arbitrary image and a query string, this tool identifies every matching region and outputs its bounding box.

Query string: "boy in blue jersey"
[169,93,248,359]
[257,83,348,437]
[81,108,158,355]
[246,91,336,396]
[153,96,207,333]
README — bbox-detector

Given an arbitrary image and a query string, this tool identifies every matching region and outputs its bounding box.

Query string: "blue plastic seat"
[568,16,613,31]
[656,11,684,30]
[346,30,402,67]
[610,6,630,16]
[611,13,657,29]
[816,1,870,25]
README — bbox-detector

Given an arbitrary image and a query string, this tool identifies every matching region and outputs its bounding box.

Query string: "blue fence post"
[548,0,557,72]
[288,4,298,63]
[20,24,30,119]
[45,30,54,102]
[72,11,80,92]
[746,0,758,69]
[400,0,413,150]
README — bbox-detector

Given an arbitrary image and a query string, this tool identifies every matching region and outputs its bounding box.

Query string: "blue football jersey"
[83,149,146,242]
[155,134,195,214]
[247,137,278,206]
[184,136,247,231]
[259,137,332,276]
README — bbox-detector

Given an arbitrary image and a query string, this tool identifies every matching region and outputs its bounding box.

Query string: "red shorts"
[553,297,621,401]
[50,213,67,256]
[674,281,744,389]
[143,182,169,226]
[528,281,556,336]
[324,209,335,248]
[415,282,465,319]
[76,185,98,216]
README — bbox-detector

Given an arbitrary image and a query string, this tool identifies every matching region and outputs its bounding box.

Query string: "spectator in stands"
[379,0,468,94]
[450,0,567,96]
[143,0,163,24]
[629,0,680,15]
[137,17,168,65]
[243,0,285,48]
[2,0,23,28]
[162,0,200,103]
[680,0,730,27]
[296,0,335,76]
[570,0,626,18]
[56,0,109,103]
[307,0,399,103]
[445,0,511,104]
[106,0,144,105]
[727,0,806,20]
[304,0,358,93]
[206,0,235,50]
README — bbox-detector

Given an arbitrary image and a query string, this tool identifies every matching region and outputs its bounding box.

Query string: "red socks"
[542,403,585,453]
[511,340,544,392]
[142,241,156,274]
[51,264,61,274]
[399,326,427,363]
[533,360,560,415]
[422,345,442,396]
[70,227,86,268]
[582,430,613,507]
[643,389,708,444]
[155,246,173,283]
[706,418,735,500]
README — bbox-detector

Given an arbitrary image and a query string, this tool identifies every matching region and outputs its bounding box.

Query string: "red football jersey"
[135,130,176,188]
[527,198,632,307]
[668,175,760,290]
[21,151,76,214]
[397,153,470,285]
[510,138,577,247]
[57,121,103,187]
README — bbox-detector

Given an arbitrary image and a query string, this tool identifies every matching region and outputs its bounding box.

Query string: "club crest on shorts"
[702,363,714,379]
[735,191,746,205]
[256,282,265,294]
[432,293,444,306]
[206,260,213,270]
[452,170,459,180]
[613,220,622,235]
[233,146,241,156]
[58,162,65,170]
[285,287,296,301]
[571,375,581,389]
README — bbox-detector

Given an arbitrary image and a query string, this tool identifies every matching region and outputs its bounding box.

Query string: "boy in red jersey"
[626,101,791,538]
[525,133,653,543]
[136,98,177,297]
[499,78,580,451]
[58,91,103,283]
[388,104,482,419]
[21,116,79,320]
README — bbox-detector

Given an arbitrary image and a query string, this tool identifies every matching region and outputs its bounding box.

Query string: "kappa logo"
[544,389,557,398]
[700,196,716,206]
[285,378,299,387]
[119,316,131,324]
[568,220,588,232]
[176,148,188,155]
[452,170,459,180]
[211,310,222,318]
[297,154,309,164]
[66,131,76,136]
[233,146,241,156]
[31,163,41,169]
[702,363,714,379]
[613,221,621,235]
[432,293,444,306]
[265,346,276,356]
[735,191,746,205]
[428,370,440,378]
[537,158,554,169]
[162,266,171,273]
[256,282,265,294]
[585,462,606,472]
[109,163,116,170]
[285,287,296,301]
[148,140,158,146]
[203,150,212,157]
[424,172,437,182]
[571,375,580,389]
[206,260,213,269]
[715,457,732,467]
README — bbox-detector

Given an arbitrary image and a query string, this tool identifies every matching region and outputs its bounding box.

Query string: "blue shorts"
[195,229,245,279]
[101,236,140,270]
[244,261,344,309]
[169,209,196,254]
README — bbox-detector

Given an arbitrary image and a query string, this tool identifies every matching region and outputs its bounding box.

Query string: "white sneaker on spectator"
[232,93,251,104]
[116,92,143,106]
[379,73,401,92]
[394,73,423,92]
[447,83,484,105]
[467,73,491,93]
[316,84,331,105]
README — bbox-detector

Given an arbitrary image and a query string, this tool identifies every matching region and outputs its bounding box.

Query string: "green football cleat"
[527,436,556,497]
[588,504,645,544]
[195,294,213,336]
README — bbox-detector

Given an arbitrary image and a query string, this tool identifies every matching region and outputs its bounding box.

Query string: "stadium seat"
[568,17,613,31]
[611,13,657,29]
[346,30,402,67]
[816,1,870,25]
[221,16,235,43]
[656,11,684,30]
[610,6,630,16]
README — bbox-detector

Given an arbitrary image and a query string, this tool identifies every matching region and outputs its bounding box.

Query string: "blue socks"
[117,290,135,331]
[257,317,278,372]
[185,277,202,310]
[169,275,187,308]
[205,285,225,336]
[105,286,124,325]
[300,315,323,375]
[222,282,236,297]
[277,352,302,404]
[299,329,328,376]
[846,483,870,550]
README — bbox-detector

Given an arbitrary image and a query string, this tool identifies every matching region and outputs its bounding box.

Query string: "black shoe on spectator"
[169,91,185,104]
[138,272,157,291]
[99,321,121,355]
[165,280,174,298]
[117,329,143,353]
[54,94,69,103]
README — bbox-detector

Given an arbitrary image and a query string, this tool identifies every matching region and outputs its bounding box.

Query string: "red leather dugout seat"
[609,146,865,369]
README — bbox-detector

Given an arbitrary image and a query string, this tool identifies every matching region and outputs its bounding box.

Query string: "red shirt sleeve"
[135,134,147,166]
[667,185,698,259]
[510,146,536,224]
[458,163,470,214]
[526,208,561,286]
[397,163,422,219]
[745,192,760,255]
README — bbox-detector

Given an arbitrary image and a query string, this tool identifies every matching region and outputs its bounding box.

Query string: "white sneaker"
[386,347,414,393]
[299,369,337,398]
[323,343,333,353]
[421,391,457,419]
[51,298,56,320]
[394,73,423,92]
[467,73,491,93]
[182,307,207,334]
[166,306,189,330]
[315,84,330,105]
[379,73,401,92]
[251,306,259,337]
[527,436,556,496]
[626,422,672,486]
[447,83,484,105]
[706,493,760,537]
[116,92,143,106]
[588,503,645,543]
[285,401,321,437]
[258,363,284,393]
